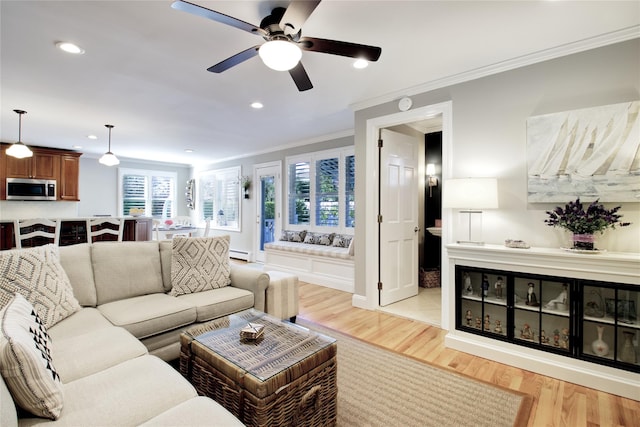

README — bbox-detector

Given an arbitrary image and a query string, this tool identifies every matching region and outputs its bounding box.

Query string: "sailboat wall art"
[527,101,640,203]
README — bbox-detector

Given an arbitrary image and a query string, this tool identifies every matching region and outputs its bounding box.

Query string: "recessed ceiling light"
[251,102,264,109]
[56,41,85,54]
[87,134,98,140]
[184,149,194,153]
[353,59,369,69]
[72,145,83,149]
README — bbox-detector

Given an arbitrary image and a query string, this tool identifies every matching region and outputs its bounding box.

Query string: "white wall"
[354,39,640,297]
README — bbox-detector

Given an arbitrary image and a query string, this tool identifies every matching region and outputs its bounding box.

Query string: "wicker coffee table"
[180,309,337,427]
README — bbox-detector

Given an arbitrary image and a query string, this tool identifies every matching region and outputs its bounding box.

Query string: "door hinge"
[378,282,383,290]
[377,214,383,223]
[378,139,383,148]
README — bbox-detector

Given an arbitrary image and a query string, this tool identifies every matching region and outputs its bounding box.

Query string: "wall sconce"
[426,163,438,197]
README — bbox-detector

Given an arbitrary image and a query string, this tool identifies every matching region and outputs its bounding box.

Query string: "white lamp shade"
[6,142,33,159]
[259,40,302,71]
[99,152,120,166]
[442,178,499,209]
[426,163,436,176]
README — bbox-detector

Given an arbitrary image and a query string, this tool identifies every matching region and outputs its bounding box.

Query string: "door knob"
[414,226,420,233]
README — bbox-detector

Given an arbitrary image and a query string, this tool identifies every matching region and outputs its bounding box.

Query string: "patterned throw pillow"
[0,294,63,419]
[279,230,291,241]
[332,235,353,248]
[289,230,307,243]
[0,245,81,328]
[170,236,232,296]
[317,233,335,246]
[303,232,317,244]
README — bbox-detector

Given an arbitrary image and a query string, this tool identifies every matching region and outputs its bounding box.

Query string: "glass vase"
[572,233,596,250]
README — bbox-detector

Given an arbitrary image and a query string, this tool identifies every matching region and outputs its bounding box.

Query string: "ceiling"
[1,1,638,166]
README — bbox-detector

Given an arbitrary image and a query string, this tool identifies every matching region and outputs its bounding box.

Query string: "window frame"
[285,147,354,234]
[197,166,242,232]
[118,168,178,218]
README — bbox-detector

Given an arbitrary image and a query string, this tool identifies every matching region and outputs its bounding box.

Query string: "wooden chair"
[152,219,161,241]
[87,218,124,242]
[14,219,60,249]
[202,219,211,237]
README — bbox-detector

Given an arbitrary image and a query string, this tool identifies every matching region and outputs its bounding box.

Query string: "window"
[198,166,241,231]
[118,169,177,217]
[286,147,354,232]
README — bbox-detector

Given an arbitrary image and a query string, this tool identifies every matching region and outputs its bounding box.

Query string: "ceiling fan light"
[99,152,120,166]
[259,40,301,71]
[6,142,33,159]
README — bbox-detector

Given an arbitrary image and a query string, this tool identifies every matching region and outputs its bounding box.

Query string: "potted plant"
[241,176,251,199]
[544,198,631,250]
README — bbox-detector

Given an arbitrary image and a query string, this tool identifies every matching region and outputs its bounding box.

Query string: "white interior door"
[379,128,420,306]
[254,162,281,263]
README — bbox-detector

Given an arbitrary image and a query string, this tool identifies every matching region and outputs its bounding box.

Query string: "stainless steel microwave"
[6,178,57,201]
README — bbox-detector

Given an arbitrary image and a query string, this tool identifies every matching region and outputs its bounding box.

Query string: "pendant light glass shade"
[6,110,33,159]
[258,40,302,71]
[99,124,120,166]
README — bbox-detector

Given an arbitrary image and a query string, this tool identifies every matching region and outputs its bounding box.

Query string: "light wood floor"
[296,281,639,427]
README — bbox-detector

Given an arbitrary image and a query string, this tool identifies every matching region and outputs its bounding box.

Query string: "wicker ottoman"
[180,309,337,427]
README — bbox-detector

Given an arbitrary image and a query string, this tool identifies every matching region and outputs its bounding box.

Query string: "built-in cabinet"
[446,243,640,400]
[0,143,81,201]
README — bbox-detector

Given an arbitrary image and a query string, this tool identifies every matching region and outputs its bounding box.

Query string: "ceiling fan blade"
[298,37,381,62]
[279,0,321,35]
[171,0,267,37]
[289,62,313,92]
[207,46,261,73]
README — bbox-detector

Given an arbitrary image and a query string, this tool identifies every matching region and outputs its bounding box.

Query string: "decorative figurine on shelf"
[484,314,491,331]
[494,320,503,334]
[475,317,482,329]
[463,273,473,295]
[526,282,539,306]
[521,323,533,340]
[494,276,504,299]
[540,330,549,344]
[482,275,490,297]
[553,329,560,347]
[545,283,568,310]
[560,328,570,349]
[465,310,473,327]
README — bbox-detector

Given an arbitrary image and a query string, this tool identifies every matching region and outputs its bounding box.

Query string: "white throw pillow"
[170,236,231,296]
[0,245,80,328]
[0,294,63,419]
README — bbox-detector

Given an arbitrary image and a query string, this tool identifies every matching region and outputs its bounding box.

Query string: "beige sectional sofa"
[0,238,298,426]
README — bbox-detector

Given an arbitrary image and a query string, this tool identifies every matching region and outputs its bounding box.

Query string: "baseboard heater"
[229,249,251,261]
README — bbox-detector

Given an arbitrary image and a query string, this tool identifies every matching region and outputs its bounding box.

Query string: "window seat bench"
[264,241,354,293]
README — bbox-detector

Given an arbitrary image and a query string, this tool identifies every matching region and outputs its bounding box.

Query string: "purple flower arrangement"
[544,198,631,235]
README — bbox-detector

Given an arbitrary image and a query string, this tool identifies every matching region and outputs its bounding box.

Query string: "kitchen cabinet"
[3,148,59,180]
[59,153,81,201]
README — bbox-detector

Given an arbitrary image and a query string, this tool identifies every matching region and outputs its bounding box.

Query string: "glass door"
[254,162,281,263]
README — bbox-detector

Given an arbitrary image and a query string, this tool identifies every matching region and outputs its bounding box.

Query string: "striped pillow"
[0,294,63,419]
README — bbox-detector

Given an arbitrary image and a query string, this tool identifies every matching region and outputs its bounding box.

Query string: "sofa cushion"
[176,287,254,322]
[139,396,244,427]
[92,241,164,305]
[53,327,147,383]
[0,373,18,427]
[170,236,231,296]
[58,243,97,307]
[159,240,173,292]
[98,294,196,340]
[18,355,198,427]
[0,245,80,328]
[0,294,63,420]
[48,307,113,341]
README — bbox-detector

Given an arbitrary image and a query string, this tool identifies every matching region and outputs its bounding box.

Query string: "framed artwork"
[605,298,637,322]
[526,100,639,202]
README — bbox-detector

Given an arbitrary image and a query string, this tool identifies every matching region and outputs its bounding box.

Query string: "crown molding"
[351,25,640,112]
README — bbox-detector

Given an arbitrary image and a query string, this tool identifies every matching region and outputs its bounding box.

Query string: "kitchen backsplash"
[0,201,79,220]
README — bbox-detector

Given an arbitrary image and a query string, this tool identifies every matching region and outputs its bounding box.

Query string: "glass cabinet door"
[581,282,639,371]
[513,275,571,353]
[458,267,507,337]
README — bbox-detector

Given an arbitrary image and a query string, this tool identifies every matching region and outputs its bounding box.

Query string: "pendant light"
[6,109,33,159]
[99,124,120,166]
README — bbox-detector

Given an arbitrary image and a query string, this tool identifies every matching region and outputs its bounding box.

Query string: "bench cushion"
[265,241,352,259]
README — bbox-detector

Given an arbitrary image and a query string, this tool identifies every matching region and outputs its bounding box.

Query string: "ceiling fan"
[171,0,382,91]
